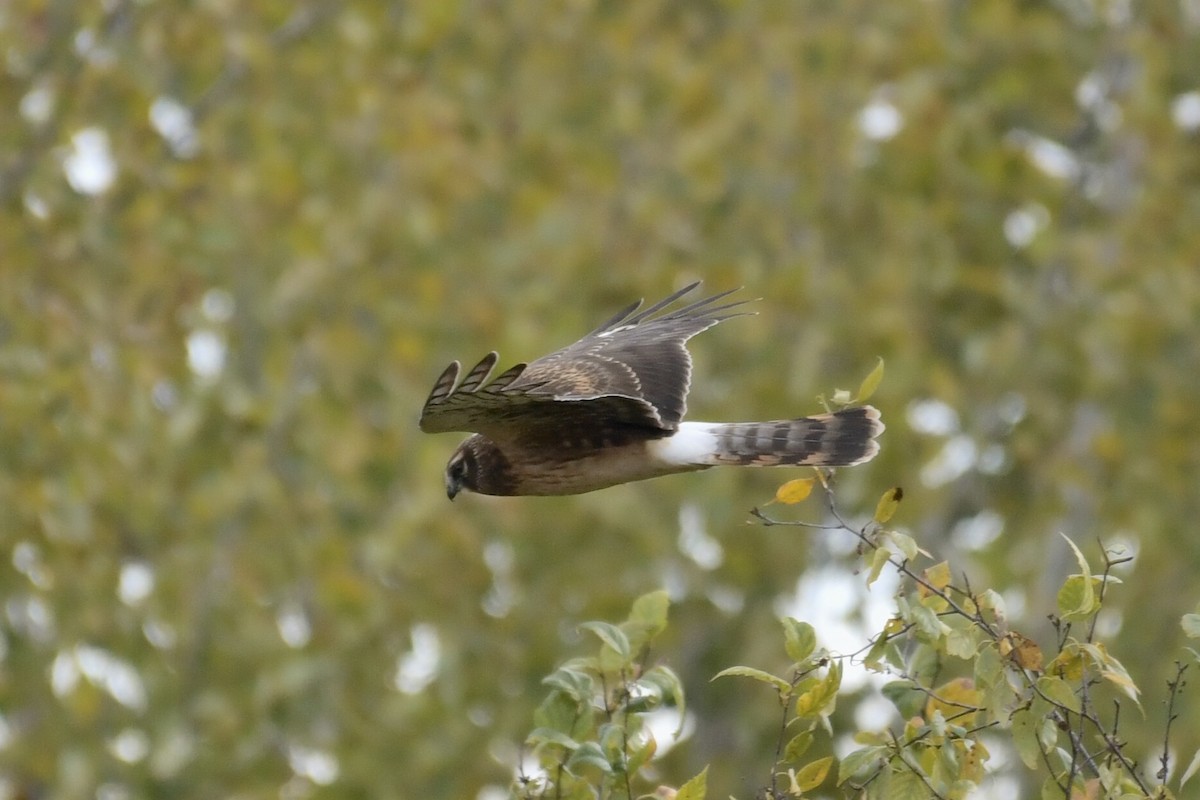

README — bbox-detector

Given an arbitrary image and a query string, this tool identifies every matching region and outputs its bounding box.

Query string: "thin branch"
[1158,662,1188,782]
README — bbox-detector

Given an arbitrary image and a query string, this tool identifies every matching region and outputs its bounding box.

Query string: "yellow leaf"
[775,477,815,505]
[673,766,707,800]
[918,561,952,597]
[925,677,981,722]
[855,357,885,403]
[873,487,903,523]
[794,756,833,791]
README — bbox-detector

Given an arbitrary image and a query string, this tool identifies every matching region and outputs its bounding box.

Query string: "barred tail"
[710,406,883,467]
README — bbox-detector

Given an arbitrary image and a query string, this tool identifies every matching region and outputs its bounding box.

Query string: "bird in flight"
[420,283,883,498]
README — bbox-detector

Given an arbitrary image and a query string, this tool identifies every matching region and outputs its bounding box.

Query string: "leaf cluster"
[518,480,1200,800]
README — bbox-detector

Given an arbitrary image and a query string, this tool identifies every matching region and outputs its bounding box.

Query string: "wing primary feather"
[424,360,461,406]
[623,281,702,325]
[484,362,527,392]
[585,298,644,337]
[456,352,499,393]
[657,286,745,321]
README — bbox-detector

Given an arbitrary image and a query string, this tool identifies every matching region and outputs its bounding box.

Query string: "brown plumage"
[420,283,884,498]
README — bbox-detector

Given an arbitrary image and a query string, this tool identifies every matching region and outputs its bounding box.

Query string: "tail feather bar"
[699,406,883,467]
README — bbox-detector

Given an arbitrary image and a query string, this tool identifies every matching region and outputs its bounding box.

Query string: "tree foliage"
[521,479,1200,799]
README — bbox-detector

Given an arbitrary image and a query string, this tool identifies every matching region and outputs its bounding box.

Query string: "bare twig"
[1158,662,1188,782]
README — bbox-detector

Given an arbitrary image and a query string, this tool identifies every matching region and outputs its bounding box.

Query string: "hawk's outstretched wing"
[418,283,750,441]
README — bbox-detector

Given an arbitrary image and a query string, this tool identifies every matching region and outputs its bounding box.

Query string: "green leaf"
[783,731,814,763]
[1056,536,1099,621]
[629,590,669,637]
[945,627,979,659]
[908,602,949,641]
[527,726,580,751]
[794,756,832,791]
[855,357,885,403]
[675,765,708,800]
[1060,533,1092,579]
[711,665,791,694]
[838,746,886,784]
[866,546,891,587]
[1011,710,1041,769]
[564,741,611,774]
[882,680,926,720]
[1037,675,1081,714]
[888,770,931,800]
[598,722,626,762]
[534,690,591,738]
[579,621,631,660]
[781,617,816,664]
[1056,575,1101,621]
[541,666,595,701]
[887,529,919,561]
[1180,748,1200,789]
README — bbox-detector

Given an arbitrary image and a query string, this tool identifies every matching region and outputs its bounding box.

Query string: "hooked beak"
[446,478,460,501]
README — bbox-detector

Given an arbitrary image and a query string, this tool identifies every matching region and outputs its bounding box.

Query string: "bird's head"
[443,435,514,500]
[444,442,477,500]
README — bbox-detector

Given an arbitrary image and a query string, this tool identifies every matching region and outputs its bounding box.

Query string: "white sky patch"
[109,728,150,764]
[63,127,117,195]
[20,83,54,126]
[1001,587,1027,621]
[853,691,897,732]
[706,584,744,615]
[52,644,147,712]
[118,561,155,606]
[151,380,178,411]
[977,444,1009,475]
[73,28,116,66]
[12,541,51,589]
[997,392,1027,426]
[776,566,900,693]
[277,602,312,649]
[920,434,978,488]
[143,619,177,650]
[201,287,235,322]
[1003,203,1050,248]
[287,742,339,786]
[952,509,1005,551]
[6,595,55,643]
[395,623,441,694]
[858,96,903,141]
[186,330,226,379]
[149,96,199,158]
[906,398,960,436]
[643,707,694,758]
[677,502,723,570]
[1172,91,1200,132]
[24,192,50,220]
[1008,129,1081,182]
[482,540,518,619]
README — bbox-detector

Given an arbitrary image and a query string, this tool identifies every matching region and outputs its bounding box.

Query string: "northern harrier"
[420,283,883,498]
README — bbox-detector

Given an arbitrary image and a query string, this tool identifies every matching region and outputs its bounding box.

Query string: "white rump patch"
[648,422,718,467]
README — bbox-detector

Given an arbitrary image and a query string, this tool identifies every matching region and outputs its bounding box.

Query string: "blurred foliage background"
[3,1,1200,798]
